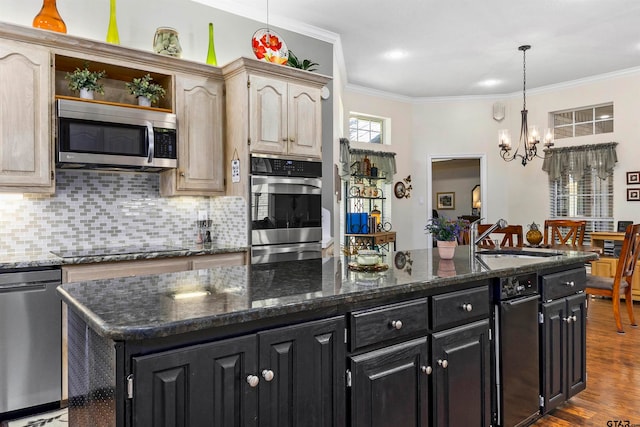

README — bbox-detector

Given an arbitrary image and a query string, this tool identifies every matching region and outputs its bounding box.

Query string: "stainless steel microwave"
[56,99,177,171]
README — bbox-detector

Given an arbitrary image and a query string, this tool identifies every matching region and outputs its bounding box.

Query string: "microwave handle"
[146,121,154,163]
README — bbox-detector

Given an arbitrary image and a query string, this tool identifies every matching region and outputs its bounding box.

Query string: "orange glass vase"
[32,0,67,33]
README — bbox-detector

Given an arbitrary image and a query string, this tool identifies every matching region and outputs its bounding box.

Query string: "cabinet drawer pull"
[438,359,448,369]
[179,170,186,177]
[461,303,473,312]
[289,137,295,142]
[390,320,403,330]
[262,369,275,381]
[246,375,260,387]
[421,365,432,375]
[563,281,575,287]
[563,316,576,323]
[282,137,288,142]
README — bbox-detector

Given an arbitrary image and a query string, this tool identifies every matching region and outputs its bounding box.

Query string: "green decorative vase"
[106,0,120,44]
[206,22,217,66]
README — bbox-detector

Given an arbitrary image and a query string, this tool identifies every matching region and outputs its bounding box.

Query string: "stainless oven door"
[251,242,323,264]
[251,175,322,246]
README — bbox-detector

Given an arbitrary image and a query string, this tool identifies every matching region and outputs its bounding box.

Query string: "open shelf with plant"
[54,55,173,112]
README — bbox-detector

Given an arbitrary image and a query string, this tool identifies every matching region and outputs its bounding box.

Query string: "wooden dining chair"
[543,219,587,246]
[476,224,523,248]
[585,223,640,333]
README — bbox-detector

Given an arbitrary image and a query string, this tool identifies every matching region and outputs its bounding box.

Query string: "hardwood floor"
[532,297,640,426]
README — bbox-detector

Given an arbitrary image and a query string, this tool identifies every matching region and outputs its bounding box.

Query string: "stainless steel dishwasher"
[0,268,62,415]
[493,273,540,427]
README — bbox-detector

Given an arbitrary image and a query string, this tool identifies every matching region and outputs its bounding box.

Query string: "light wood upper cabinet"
[249,74,322,158]
[0,39,54,193]
[222,57,330,198]
[161,74,225,196]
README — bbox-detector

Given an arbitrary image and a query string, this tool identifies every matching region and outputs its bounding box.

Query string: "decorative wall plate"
[394,181,406,198]
[251,28,289,65]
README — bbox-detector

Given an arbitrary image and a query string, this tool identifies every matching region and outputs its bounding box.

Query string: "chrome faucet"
[469,218,508,257]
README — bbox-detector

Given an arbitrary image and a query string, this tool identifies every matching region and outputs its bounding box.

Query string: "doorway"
[426,154,487,248]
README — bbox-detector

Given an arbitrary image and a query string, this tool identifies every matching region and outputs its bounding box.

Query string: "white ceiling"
[196,0,640,99]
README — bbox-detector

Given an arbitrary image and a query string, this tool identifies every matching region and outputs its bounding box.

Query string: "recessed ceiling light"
[384,50,408,60]
[478,79,502,88]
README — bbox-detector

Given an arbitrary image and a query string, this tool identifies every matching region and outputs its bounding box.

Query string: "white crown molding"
[192,1,640,102]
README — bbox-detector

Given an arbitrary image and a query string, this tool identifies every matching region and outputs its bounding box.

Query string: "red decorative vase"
[437,240,457,260]
[33,0,67,33]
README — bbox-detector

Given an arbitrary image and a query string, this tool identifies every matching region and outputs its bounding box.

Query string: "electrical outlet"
[198,210,208,221]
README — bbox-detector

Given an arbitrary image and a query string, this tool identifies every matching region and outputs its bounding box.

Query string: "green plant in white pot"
[65,62,106,99]
[125,74,166,106]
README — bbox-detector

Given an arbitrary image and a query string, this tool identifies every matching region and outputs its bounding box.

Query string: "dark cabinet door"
[541,298,567,413]
[431,319,491,427]
[541,294,587,414]
[258,316,345,427]
[350,337,430,427]
[566,293,587,399]
[132,335,258,427]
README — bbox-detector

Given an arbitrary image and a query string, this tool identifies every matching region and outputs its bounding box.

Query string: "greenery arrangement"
[287,50,319,72]
[65,62,107,94]
[125,74,166,104]
[425,217,469,242]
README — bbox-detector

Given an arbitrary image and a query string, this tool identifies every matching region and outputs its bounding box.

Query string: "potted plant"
[287,50,319,72]
[425,217,469,259]
[65,62,106,99]
[125,74,166,106]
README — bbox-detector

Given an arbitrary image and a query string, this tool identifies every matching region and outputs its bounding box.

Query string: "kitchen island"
[57,246,597,427]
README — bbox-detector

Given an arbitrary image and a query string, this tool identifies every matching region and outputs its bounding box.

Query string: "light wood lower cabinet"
[590,257,640,300]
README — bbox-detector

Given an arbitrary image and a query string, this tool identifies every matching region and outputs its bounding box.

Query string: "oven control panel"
[251,156,322,177]
[497,273,538,300]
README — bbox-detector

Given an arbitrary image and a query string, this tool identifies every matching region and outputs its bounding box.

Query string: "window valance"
[339,138,397,184]
[541,142,618,182]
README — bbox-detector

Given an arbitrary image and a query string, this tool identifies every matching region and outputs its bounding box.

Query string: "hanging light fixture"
[498,45,554,166]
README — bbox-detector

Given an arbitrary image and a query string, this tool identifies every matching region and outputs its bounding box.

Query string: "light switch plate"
[198,210,208,221]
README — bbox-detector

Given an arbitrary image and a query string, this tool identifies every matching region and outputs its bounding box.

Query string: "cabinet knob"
[262,369,275,382]
[246,375,260,387]
[564,316,573,323]
[289,137,295,143]
[438,359,448,369]
[421,365,432,375]
[563,281,575,287]
[462,303,473,312]
[572,315,578,322]
[282,137,288,142]
[179,170,186,177]
[390,320,403,330]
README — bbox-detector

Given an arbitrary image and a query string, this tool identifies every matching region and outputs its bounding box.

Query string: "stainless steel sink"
[476,249,565,259]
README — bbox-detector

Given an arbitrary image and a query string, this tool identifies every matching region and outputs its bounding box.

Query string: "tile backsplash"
[0,170,247,254]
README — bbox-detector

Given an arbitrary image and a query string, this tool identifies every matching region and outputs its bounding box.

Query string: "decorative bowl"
[356,249,381,266]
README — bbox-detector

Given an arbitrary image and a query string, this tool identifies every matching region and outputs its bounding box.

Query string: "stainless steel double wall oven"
[250,156,323,264]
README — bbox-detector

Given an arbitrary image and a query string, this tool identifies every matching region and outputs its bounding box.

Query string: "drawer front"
[386,233,396,242]
[541,267,586,301]
[375,235,388,244]
[350,298,429,351]
[431,286,490,330]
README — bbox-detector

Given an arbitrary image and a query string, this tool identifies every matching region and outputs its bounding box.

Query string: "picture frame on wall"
[627,171,640,185]
[436,192,455,210]
[627,188,640,201]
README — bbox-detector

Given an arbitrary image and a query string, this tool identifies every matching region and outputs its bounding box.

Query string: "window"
[549,168,614,243]
[349,114,383,144]
[553,104,613,140]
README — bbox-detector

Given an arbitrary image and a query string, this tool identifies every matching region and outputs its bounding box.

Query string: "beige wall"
[344,70,640,250]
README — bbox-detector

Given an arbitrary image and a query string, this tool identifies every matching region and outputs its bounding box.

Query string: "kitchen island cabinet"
[132,317,344,427]
[58,247,597,427]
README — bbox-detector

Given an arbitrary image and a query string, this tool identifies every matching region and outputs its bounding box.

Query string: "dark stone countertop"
[0,244,248,270]
[57,246,598,341]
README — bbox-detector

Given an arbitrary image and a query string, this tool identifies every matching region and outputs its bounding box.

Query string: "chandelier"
[498,45,554,166]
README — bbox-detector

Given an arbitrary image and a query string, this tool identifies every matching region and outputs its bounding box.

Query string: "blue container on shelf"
[347,213,369,233]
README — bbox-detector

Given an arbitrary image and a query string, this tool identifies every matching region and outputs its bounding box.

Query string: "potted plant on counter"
[125,74,166,107]
[65,62,106,99]
[425,217,469,259]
